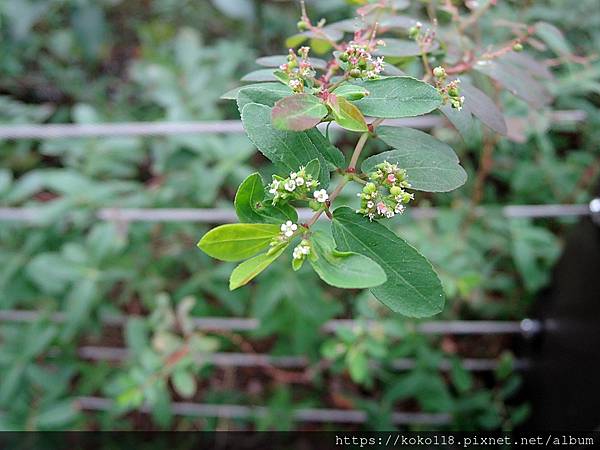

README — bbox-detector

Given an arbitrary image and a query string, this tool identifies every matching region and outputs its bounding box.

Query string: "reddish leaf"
[271,94,328,131]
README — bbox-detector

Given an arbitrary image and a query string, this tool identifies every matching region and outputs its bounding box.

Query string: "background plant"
[0,0,598,431]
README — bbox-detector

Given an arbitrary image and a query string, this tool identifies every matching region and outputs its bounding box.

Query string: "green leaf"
[285,33,308,49]
[332,207,444,317]
[272,94,328,131]
[197,223,280,262]
[327,94,369,132]
[241,68,277,82]
[440,104,479,144]
[474,59,551,109]
[346,347,369,383]
[172,370,197,399]
[229,83,292,109]
[35,400,77,428]
[364,126,467,192]
[304,159,321,180]
[535,21,572,56]
[241,103,345,186]
[234,173,298,224]
[309,231,387,289]
[460,82,507,135]
[229,244,288,290]
[351,76,442,118]
[332,84,369,101]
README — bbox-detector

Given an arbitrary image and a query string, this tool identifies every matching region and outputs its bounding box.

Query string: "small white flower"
[366,201,374,208]
[395,204,406,214]
[280,221,298,238]
[295,177,305,186]
[290,172,297,180]
[313,189,329,203]
[284,180,296,192]
[385,210,395,218]
[289,79,302,90]
[293,243,311,260]
[376,202,387,215]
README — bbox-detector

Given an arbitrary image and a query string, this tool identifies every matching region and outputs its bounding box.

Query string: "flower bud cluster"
[433,66,465,111]
[268,166,319,205]
[409,21,436,49]
[356,161,413,220]
[292,239,311,261]
[279,47,316,93]
[339,41,385,80]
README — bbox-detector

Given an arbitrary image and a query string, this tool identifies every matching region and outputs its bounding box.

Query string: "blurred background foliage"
[0,0,599,431]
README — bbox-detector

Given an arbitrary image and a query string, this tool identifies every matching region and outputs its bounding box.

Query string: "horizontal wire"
[0,203,595,225]
[0,310,541,336]
[75,396,451,425]
[0,110,585,140]
[0,117,441,139]
[75,346,530,372]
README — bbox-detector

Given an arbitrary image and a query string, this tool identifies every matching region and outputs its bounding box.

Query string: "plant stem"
[348,132,369,171]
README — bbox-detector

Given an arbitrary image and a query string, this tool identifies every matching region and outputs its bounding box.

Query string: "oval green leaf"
[364,126,467,192]
[241,103,345,186]
[234,173,298,224]
[352,76,442,118]
[235,83,293,110]
[272,94,328,131]
[309,231,387,289]
[229,244,288,290]
[327,94,369,133]
[332,207,444,317]
[332,84,369,101]
[197,223,280,262]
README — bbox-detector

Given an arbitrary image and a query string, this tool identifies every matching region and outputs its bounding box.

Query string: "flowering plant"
[198,0,558,318]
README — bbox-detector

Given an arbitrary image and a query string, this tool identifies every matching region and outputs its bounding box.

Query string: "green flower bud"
[309,200,321,211]
[349,68,362,78]
[448,86,459,97]
[364,182,377,194]
[513,42,523,52]
[433,66,446,78]
[390,186,402,196]
[401,192,412,203]
[358,59,367,70]
[297,20,309,31]
[408,26,419,40]
[339,52,349,63]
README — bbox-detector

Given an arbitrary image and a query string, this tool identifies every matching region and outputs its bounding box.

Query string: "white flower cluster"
[280,220,298,238]
[356,161,413,221]
[292,240,311,260]
[313,189,329,203]
[268,166,318,204]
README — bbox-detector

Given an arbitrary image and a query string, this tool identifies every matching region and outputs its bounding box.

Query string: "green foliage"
[309,231,387,289]
[332,207,444,317]
[364,126,467,192]
[197,224,281,261]
[234,173,298,224]
[352,77,442,118]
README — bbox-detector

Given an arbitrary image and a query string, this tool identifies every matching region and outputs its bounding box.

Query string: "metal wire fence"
[0,113,595,426]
